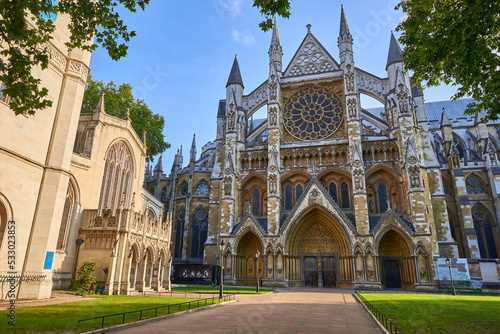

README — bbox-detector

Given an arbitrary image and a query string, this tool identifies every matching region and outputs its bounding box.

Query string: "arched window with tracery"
[377,183,388,212]
[57,182,77,251]
[328,182,337,203]
[191,208,208,259]
[174,209,185,258]
[466,175,486,194]
[296,184,303,202]
[98,141,134,213]
[284,184,293,210]
[341,182,349,208]
[252,189,260,216]
[473,207,498,259]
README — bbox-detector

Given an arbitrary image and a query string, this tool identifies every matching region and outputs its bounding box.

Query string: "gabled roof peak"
[226,55,244,88]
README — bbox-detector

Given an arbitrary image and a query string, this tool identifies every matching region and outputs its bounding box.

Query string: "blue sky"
[88,0,460,171]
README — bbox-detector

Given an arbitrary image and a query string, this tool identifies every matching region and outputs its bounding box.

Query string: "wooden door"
[304,257,318,287]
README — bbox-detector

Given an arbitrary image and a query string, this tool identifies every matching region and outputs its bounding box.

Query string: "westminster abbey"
[146,9,500,290]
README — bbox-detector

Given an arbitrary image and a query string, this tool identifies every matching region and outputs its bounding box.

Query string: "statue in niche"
[369,199,375,213]
[224,176,232,196]
[227,104,235,130]
[347,98,357,118]
[269,107,278,126]
[269,174,277,194]
[344,64,355,92]
[269,75,277,100]
[392,198,398,211]
[409,166,421,188]
[354,169,364,190]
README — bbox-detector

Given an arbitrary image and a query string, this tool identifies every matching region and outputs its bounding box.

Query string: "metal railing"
[354,292,404,334]
[77,293,235,330]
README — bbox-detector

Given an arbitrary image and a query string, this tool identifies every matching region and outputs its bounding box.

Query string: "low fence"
[354,292,404,334]
[77,293,235,330]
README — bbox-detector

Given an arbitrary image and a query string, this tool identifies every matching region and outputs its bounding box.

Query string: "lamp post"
[219,240,225,299]
[255,249,260,293]
[445,258,456,295]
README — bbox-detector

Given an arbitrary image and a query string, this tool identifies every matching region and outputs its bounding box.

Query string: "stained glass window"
[285,185,293,210]
[329,182,337,203]
[341,182,349,208]
[473,208,498,258]
[191,209,208,259]
[296,184,303,202]
[196,183,209,196]
[174,210,185,258]
[180,183,188,196]
[252,189,260,216]
[466,176,486,194]
[378,183,388,212]
[284,87,344,141]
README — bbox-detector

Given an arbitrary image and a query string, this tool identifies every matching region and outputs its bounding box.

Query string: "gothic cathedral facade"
[147,9,500,290]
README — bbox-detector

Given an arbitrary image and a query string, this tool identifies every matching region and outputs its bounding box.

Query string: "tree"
[253,0,291,31]
[396,1,500,120]
[82,76,170,161]
[74,261,97,297]
[0,0,149,115]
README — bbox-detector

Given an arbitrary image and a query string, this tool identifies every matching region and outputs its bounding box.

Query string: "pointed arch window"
[377,183,388,212]
[98,141,133,213]
[174,209,185,259]
[296,184,303,202]
[252,189,260,216]
[473,208,498,258]
[328,182,337,203]
[341,182,349,208]
[191,209,208,259]
[466,176,486,194]
[57,182,76,251]
[285,184,293,210]
[453,138,465,160]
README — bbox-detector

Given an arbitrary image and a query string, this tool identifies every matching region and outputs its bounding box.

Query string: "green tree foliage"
[75,261,97,297]
[396,0,500,120]
[253,0,291,31]
[0,0,149,115]
[82,76,169,161]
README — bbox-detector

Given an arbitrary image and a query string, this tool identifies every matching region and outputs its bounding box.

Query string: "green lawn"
[172,286,274,294]
[0,295,225,333]
[361,293,500,334]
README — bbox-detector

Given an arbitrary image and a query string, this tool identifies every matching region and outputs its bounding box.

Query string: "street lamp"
[255,249,260,293]
[445,258,456,295]
[219,240,225,299]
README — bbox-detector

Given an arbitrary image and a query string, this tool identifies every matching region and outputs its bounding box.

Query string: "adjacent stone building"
[147,9,500,290]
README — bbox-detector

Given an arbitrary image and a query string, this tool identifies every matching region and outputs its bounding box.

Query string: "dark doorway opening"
[384,260,401,289]
[304,257,318,287]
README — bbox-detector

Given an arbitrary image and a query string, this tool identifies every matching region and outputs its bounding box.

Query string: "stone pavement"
[116,288,381,334]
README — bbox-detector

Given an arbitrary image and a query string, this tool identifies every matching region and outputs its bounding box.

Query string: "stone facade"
[0,13,171,299]
[147,10,499,291]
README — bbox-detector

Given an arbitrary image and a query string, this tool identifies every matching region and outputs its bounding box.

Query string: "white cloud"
[231,29,255,47]
[214,0,247,19]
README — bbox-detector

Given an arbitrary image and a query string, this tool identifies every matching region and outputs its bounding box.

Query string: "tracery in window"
[57,182,76,251]
[377,183,388,212]
[195,182,209,196]
[179,182,188,197]
[328,182,337,203]
[341,182,349,208]
[283,87,344,141]
[174,209,185,258]
[473,208,498,259]
[296,184,303,202]
[98,141,133,213]
[191,209,208,259]
[285,184,293,210]
[466,176,486,194]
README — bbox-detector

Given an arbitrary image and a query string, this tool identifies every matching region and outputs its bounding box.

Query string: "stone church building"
[0,12,171,299]
[147,9,500,290]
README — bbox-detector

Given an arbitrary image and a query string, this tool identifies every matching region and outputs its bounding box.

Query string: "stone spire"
[339,5,351,39]
[269,17,283,72]
[190,134,197,162]
[94,92,105,113]
[270,17,280,47]
[226,55,244,88]
[154,154,163,173]
[386,31,403,69]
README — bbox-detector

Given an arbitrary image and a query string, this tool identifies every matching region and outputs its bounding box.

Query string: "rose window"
[284,87,343,141]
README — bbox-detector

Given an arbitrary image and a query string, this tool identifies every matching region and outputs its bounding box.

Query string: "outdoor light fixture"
[255,249,260,293]
[219,240,225,298]
[445,257,456,295]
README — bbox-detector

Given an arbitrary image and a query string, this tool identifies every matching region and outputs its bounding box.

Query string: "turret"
[268,18,283,74]
[226,55,244,107]
[386,32,411,89]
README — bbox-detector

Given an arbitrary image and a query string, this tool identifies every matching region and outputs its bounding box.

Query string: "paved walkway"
[117,288,380,334]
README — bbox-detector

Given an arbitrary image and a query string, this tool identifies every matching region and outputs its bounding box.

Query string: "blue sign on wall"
[43,251,54,270]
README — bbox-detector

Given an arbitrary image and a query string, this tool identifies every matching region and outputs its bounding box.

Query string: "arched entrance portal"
[378,229,415,289]
[286,207,352,287]
[235,230,263,285]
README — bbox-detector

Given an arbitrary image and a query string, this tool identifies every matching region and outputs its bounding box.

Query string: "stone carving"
[227,104,235,130]
[223,175,232,196]
[269,74,277,101]
[397,84,409,114]
[269,174,277,194]
[450,141,461,167]
[310,188,320,198]
[487,140,498,165]
[284,35,338,77]
[347,98,357,118]
[345,65,355,92]
[369,199,375,213]
[269,107,278,126]
[392,198,398,211]
[354,169,364,191]
[408,165,421,188]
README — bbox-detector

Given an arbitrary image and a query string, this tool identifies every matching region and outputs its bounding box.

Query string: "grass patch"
[172,286,274,294]
[360,293,500,334]
[0,295,225,333]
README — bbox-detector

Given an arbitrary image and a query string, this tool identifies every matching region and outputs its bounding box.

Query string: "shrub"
[74,262,97,297]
